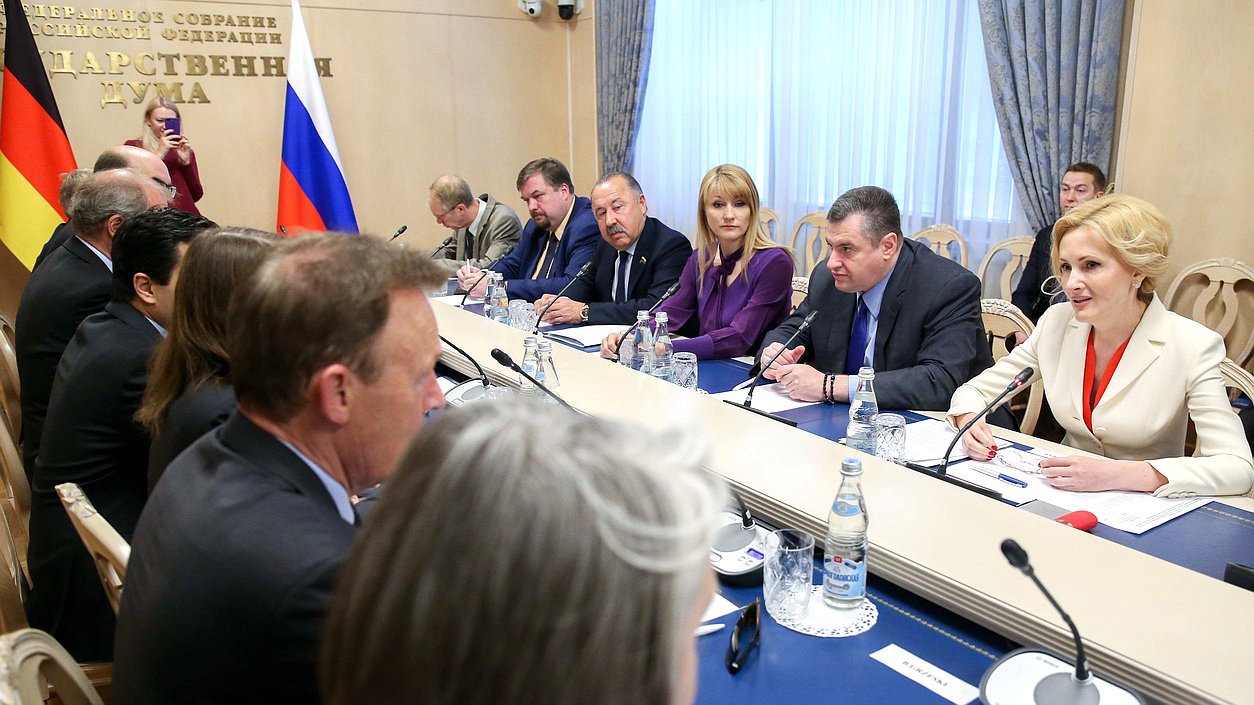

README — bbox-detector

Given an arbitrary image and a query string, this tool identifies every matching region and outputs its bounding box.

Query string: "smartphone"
[164,116,182,136]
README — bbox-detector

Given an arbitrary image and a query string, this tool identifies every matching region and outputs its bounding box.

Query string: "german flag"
[0,0,77,270]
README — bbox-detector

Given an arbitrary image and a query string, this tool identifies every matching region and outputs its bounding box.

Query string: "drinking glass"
[873,413,907,465]
[671,353,699,390]
[763,529,814,620]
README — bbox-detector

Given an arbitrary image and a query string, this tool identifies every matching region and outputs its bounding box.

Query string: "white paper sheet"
[431,294,472,307]
[900,418,1013,464]
[710,383,815,413]
[701,594,740,623]
[543,324,627,348]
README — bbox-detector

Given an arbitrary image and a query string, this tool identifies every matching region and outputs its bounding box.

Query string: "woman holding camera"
[125,97,204,214]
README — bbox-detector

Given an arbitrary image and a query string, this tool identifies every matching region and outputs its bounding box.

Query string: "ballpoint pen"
[967,464,1028,488]
[694,624,726,637]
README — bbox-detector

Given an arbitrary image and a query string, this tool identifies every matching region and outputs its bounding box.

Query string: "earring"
[1133,279,1143,289]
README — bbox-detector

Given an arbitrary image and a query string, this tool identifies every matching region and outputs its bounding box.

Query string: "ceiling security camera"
[518,0,541,17]
[556,0,582,20]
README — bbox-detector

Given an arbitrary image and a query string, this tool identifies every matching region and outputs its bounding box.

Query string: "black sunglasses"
[725,598,761,675]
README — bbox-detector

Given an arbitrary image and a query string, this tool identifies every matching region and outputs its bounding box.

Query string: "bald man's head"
[93,145,172,186]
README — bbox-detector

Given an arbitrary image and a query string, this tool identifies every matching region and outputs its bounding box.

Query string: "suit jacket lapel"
[1096,298,1168,408]
[626,218,657,295]
[219,411,345,520]
[872,242,916,366]
[64,235,108,271]
[1062,317,1090,431]
[824,291,856,373]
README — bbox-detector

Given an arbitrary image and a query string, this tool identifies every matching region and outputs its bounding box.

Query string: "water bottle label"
[823,555,866,599]
[834,502,861,517]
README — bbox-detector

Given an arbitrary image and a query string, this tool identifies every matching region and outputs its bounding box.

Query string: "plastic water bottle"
[621,311,653,373]
[823,458,868,608]
[846,366,878,455]
[535,338,560,403]
[649,311,674,382]
[482,275,497,319]
[491,274,510,324]
[519,336,540,398]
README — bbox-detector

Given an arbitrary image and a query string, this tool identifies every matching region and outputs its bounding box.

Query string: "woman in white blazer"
[949,195,1253,497]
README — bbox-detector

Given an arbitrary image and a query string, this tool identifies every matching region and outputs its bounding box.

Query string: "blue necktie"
[843,296,870,376]
[615,251,630,303]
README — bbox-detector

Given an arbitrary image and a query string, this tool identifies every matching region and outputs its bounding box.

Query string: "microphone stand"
[532,261,594,335]
[388,224,408,242]
[610,281,681,361]
[457,248,514,308]
[429,234,454,257]
[490,348,576,412]
[937,367,1034,475]
[439,335,493,403]
[721,311,817,428]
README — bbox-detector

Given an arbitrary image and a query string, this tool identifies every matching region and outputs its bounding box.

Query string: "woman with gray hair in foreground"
[321,400,724,705]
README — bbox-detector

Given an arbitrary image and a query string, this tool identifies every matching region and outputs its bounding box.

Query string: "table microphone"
[610,281,680,361]
[938,367,1034,476]
[533,261,594,334]
[980,540,1146,703]
[490,348,575,411]
[278,225,288,236]
[388,224,408,242]
[720,311,818,427]
[429,234,454,257]
[456,248,515,308]
[439,335,493,403]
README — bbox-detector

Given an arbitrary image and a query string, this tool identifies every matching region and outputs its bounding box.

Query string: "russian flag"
[277,0,357,234]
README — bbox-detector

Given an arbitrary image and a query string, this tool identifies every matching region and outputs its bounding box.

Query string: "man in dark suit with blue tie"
[113,233,449,705]
[456,157,598,302]
[759,186,994,411]
[535,172,691,325]
[26,207,213,661]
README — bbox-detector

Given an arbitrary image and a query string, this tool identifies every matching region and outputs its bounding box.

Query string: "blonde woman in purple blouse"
[601,164,793,360]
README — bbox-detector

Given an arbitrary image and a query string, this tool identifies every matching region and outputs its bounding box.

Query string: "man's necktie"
[615,250,630,303]
[843,296,870,376]
[532,233,557,279]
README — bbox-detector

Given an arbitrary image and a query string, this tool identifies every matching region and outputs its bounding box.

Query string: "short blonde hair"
[427,174,474,209]
[1052,193,1171,302]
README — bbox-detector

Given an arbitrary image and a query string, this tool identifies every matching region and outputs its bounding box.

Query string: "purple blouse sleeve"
[673,248,794,359]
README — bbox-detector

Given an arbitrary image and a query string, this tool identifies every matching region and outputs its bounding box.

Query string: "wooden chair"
[787,210,828,277]
[1219,358,1254,403]
[0,629,104,705]
[913,224,969,268]
[977,236,1036,300]
[759,207,780,241]
[0,329,19,441]
[0,426,29,586]
[790,276,809,312]
[980,299,1043,435]
[1163,258,1254,368]
[0,311,13,349]
[56,485,129,615]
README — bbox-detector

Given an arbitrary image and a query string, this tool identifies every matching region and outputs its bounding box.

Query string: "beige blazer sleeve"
[948,298,1254,498]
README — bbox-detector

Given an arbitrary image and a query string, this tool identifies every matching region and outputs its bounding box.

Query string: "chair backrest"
[0,629,104,705]
[1163,258,1254,367]
[1219,358,1254,402]
[55,484,129,615]
[977,236,1036,300]
[0,330,19,441]
[0,426,28,586]
[790,276,809,312]
[980,299,1043,435]
[913,224,969,268]
[0,311,13,349]
[0,477,28,635]
[759,207,780,241]
[787,210,829,277]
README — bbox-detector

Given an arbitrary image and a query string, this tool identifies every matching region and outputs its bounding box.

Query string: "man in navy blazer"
[113,234,448,705]
[26,208,213,661]
[15,169,167,479]
[456,157,597,302]
[759,186,994,412]
[536,172,691,325]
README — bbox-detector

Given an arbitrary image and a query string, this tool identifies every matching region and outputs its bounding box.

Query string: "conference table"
[433,301,1254,705]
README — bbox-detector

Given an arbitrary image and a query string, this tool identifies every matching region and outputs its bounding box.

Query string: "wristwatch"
[579,304,590,323]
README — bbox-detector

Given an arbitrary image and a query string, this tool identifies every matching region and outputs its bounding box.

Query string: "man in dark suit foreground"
[15,169,168,479]
[759,186,993,411]
[26,208,214,661]
[536,171,691,325]
[113,233,448,705]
